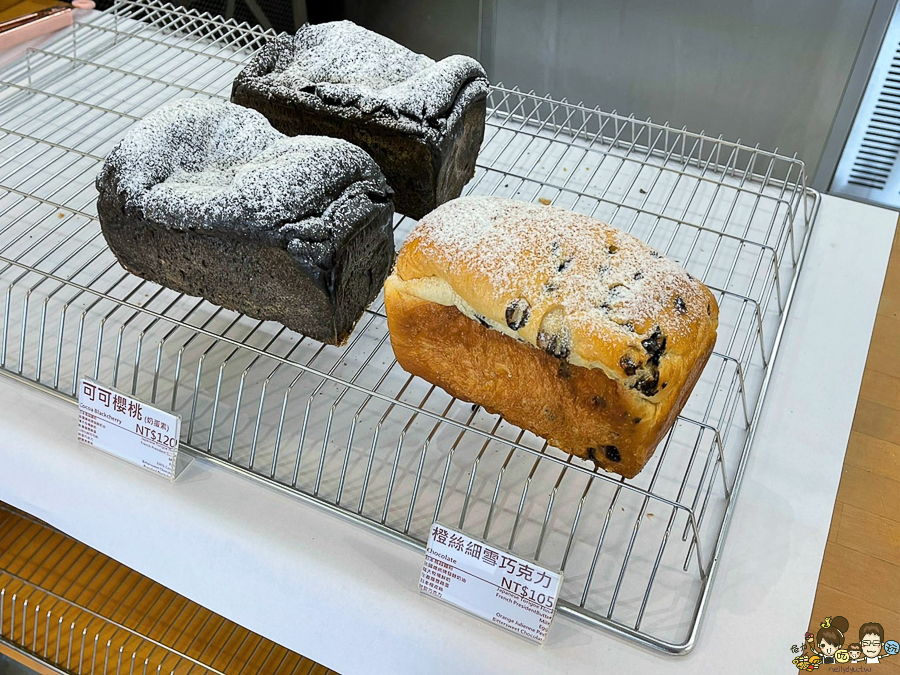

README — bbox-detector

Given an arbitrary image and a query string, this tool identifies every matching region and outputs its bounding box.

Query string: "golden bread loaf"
[384,196,719,478]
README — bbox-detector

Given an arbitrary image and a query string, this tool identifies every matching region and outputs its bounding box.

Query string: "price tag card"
[420,523,562,644]
[77,379,185,480]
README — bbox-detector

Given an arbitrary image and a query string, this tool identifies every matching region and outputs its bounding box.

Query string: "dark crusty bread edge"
[231,78,488,220]
[97,182,395,346]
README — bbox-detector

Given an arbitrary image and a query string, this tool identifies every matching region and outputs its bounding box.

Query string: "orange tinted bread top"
[393,196,719,405]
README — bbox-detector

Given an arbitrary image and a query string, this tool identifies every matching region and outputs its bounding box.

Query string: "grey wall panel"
[830,0,900,207]
[490,0,877,177]
[343,0,481,59]
[819,0,896,192]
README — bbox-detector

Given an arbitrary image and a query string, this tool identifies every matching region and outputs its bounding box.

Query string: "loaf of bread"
[384,197,719,478]
[96,99,395,346]
[231,20,489,220]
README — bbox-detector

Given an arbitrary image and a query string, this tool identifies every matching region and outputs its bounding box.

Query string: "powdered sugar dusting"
[96,98,391,240]
[234,21,488,126]
[282,21,433,90]
[399,196,716,387]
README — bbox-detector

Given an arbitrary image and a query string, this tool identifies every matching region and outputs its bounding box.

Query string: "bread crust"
[385,280,713,478]
[384,196,719,477]
[229,24,489,219]
[95,99,395,346]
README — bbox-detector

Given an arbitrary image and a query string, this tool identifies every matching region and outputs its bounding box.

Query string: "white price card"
[420,523,562,644]
[77,379,184,480]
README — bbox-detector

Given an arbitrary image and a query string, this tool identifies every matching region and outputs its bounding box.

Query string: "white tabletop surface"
[0,193,895,674]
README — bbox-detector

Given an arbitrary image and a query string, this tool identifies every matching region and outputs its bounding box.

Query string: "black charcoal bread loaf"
[96,98,395,346]
[231,21,489,220]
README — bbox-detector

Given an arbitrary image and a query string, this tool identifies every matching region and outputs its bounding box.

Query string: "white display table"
[1,193,894,674]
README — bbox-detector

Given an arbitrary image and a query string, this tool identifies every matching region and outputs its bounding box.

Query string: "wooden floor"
[808,220,900,672]
[0,507,336,675]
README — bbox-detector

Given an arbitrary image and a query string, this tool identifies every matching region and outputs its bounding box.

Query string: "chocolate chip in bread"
[384,196,719,478]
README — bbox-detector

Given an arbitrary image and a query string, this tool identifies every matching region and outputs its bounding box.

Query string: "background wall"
[151,0,886,186]
[343,0,480,63]
[487,0,880,183]
[340,0,882,185]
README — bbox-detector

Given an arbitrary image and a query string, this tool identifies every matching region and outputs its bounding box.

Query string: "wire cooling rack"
[0,504,313,675]
[0,515,228,675]
[0,0,819,656]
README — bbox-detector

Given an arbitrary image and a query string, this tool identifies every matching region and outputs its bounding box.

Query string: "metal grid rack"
[0,0,819,656]
[0,505,315,674]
